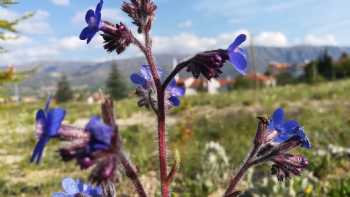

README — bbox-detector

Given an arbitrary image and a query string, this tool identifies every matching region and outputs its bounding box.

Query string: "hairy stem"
[132,29,170,197]
[101,99,147,197]
[224,146,259,197]
[146,49,170,197]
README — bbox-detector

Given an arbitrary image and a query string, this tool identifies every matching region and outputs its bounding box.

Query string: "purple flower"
[52,177,102,197]
[59,116,114,171]
[185,34,248,80]
[122,0,157,33]
[80,0,103,44]
[227,34,248,75]
[85,116,113,152]
[102,22,133,54]
[166,79,185,107]
[265,108,311,148]
[31,97,66,164]
[130,64,163,88]
[130,65,185,107]
[271,154,309,182]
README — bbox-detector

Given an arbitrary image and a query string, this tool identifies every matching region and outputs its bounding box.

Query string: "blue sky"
[1,0,350,64]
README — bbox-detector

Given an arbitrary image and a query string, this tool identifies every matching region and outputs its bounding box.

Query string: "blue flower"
[130,64,163,88]
[227,34,248,75]
[31,97,66,164]
[130,65,185,107]
[166,79,185,107]
[85,116,113,152]
[268,108,311,148]
[80,0,103,44]
[295,127,312,149]
[52,177,102,197]
[185,34,248,80]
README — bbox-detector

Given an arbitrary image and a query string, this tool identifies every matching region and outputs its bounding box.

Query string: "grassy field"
[1,79,350,196]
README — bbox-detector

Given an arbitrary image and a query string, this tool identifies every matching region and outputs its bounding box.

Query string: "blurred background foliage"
[1,78,350,196]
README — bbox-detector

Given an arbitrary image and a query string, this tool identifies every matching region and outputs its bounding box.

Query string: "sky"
[0,0,350,65]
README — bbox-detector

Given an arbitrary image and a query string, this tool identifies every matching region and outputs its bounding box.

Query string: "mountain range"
[10,45,350,94]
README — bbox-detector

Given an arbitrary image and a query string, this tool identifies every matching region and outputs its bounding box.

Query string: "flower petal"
[85,9,95,24]
[130,73,147,87]
[270,108,284,129]
[95,0,104,20]
[36,109,46,124]
[46,108,66,137]
[79,27,91,41]
[281,120,299,133]
[85,116,113,146]
[273,133,290,143]
[30,137,49,164]
[297,127,312,149]
[168,96,180,107]
[170,86,185,97]
[228,34,247,52]
[76,179,87,192]
[86,30,97,44]
[140,65,153,81]
[62,177,79,194]
[168,79,177,88]
[229,51,247,75]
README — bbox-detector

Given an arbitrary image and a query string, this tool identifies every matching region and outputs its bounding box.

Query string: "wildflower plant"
[30,0,311,196]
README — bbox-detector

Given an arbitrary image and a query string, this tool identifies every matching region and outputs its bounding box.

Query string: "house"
[246,73,276,87]
[176,77,235,95]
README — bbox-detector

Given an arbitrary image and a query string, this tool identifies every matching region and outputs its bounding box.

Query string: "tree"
[55,74,73,103]
[105,61,128,100]
[317,49,334,80]
[303,61,324,84]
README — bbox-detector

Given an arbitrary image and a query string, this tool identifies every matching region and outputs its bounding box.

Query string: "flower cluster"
[101,22,133,54]
[255,108,311,181]
[185,34,248,80]
[31,98,119,185]
[122,0,157,33]
[131,65,185,108]
[59,116,118,184]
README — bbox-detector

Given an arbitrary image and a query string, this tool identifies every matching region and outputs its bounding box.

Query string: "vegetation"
[105,61,129,101]
[55,74,73,103]
[1,79,350,196]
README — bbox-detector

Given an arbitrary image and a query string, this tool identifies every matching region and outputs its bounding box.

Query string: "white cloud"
[0,45,60,64]
[304,34,337,46]
[177,20,192,28]
[57,36,84,50]
[151,30,249,54]
[254,32,289,47]
[0,33,32,46]
[51,0,70,6]
[17,10,52,35]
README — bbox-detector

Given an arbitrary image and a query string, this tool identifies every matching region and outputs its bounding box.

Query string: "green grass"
[1,79,350,196]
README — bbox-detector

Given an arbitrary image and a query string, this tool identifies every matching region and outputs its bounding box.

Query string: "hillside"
[9,45,350,94]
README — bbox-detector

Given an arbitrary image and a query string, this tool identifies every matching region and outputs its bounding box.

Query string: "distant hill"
[12,46,350,94]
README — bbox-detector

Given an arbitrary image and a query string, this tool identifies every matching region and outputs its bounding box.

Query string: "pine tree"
[106,61,128,100]
[55,74,73,103]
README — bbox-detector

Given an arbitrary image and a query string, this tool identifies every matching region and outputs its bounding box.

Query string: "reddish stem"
[224,146,258,197]
[145,49,169,197]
